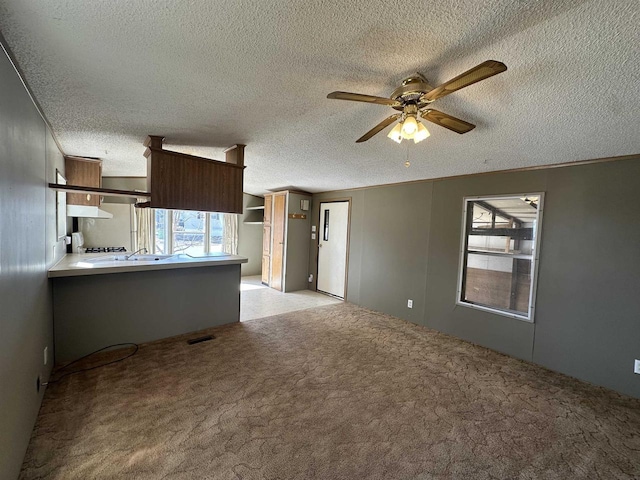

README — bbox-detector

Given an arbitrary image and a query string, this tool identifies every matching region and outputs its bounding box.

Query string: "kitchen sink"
[112,254,175,261]
[77,254,175,267]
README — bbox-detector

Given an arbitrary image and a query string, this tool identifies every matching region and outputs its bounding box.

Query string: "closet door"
[261,194,272,285]
[270,193,286,291]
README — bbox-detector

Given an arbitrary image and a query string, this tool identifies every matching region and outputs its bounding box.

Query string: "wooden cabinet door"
[65,156,102,206]
[261,224,271,285]
[263,194,272,225]
[270,193,286,291]
[261,255,270,285]
[262,225,271,255]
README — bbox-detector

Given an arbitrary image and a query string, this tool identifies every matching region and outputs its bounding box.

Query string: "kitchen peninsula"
[49,252,247,362]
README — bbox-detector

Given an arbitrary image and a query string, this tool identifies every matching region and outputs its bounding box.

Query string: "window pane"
[460,195,541,319]
[173,210,206,255]
[210,213,224,252]
[154,210,166,254]
[464,254,531,315]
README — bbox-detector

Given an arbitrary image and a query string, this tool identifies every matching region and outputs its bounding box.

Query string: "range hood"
[66,205,113,219]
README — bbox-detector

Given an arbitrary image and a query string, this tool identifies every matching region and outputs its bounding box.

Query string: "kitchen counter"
[50,251,247,362]
[49,252,247,278]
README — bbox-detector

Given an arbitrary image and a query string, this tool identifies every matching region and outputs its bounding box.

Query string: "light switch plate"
[311,233,316,240]
[634,359,640,374]
[311,225,316,232]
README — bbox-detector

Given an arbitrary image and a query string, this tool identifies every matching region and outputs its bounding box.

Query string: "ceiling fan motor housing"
[391,73,434,110]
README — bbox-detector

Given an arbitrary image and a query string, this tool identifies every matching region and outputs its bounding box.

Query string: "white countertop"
[49,252,248,278]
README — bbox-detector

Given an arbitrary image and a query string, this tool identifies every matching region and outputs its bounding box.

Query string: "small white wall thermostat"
[300,199,310,211]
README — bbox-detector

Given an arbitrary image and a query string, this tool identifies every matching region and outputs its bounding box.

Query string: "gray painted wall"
[53,265,241,362]
[309,158,640,399]
[238,193,263,276]
[0,48,64,479]
[285,192,312,292]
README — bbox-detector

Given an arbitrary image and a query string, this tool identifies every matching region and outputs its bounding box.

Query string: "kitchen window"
[152,210,224,255]
[456,194,544,322]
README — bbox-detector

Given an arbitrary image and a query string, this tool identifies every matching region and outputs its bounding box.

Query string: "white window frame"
[455,193,545,323]
[151,210,222,255]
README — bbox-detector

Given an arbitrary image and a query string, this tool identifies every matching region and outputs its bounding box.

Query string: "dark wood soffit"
[147,147,246,170]
[313,153,640,196]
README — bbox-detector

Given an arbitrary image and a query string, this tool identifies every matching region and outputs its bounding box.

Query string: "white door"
[317,201,349,298]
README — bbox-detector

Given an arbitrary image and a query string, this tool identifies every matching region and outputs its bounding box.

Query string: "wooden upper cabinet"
[65,156,102,206]
[144,137,245,214]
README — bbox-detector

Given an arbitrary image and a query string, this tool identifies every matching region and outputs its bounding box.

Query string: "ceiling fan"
[327,60,507,144]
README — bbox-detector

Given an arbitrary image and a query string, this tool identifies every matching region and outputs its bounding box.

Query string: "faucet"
[125,247,148,260]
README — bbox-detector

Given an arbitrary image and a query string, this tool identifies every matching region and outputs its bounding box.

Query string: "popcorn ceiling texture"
[0,0,638,195]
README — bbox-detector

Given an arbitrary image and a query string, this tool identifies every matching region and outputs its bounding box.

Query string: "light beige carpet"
[20,303,640,479]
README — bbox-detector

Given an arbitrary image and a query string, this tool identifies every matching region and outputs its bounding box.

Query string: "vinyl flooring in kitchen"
[240,275,342,322]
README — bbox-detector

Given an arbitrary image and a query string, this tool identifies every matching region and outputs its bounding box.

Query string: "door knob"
[318,244,322,247]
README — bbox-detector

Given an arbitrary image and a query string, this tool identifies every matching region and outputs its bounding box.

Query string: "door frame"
[315,198,352,300]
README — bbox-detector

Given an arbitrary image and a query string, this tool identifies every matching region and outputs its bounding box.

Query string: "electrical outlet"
[44,346,48,365]
[407,299,413,309]
[634,359,640,374]
[308,274,313,283]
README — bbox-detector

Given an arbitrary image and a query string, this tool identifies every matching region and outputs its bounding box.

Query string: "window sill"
[455,300,534,323]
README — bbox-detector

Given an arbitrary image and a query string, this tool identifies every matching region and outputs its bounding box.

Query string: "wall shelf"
[244,201,265,224]
[49,183,151,198]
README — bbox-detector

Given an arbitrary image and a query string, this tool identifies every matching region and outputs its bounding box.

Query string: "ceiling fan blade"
[421,60,507,102]
[420,109,475,134]
[328,91,402,107]
[356,114,401,143]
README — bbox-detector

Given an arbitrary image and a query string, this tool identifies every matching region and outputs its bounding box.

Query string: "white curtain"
[136,205,153,253]
[222,213,239,254]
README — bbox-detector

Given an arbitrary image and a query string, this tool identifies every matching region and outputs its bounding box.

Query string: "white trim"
[455,192,545,323]
[282,193,289,291]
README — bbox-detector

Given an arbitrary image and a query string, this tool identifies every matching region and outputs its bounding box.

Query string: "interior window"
[457,194,543,321]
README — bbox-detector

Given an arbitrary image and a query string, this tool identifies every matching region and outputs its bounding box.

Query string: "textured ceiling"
[0,0,638,195]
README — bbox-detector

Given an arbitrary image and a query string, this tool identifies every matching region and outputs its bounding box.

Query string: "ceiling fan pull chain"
[405,144,411,168]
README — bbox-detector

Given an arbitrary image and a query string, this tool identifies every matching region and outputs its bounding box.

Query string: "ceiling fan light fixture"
[387,123,403,143]
[413,122,430,143]
[401,115,418,136]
